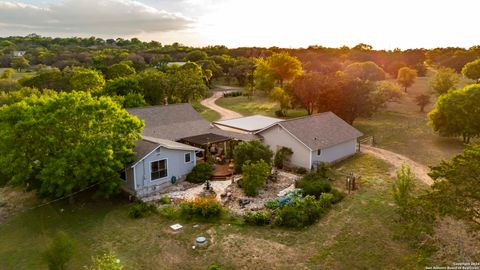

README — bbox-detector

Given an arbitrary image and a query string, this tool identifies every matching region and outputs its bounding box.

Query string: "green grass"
[191,101,221,122]
[0,154,428,269]
[216,95,308,119]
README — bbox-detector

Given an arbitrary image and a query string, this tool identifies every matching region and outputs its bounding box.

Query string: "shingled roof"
[258,112,363,150]
[131,137,203,167]
[127,104,257,142]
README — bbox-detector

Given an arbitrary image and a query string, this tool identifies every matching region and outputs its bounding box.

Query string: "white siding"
[132,147,196,192]
[259,126,311,169]
[311,139,357,166]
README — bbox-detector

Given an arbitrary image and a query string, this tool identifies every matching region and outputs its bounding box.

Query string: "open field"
[216,94,308,119]
[0,154,428,269]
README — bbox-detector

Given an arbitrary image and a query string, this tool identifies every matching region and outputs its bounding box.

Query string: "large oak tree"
[0,91,143,198]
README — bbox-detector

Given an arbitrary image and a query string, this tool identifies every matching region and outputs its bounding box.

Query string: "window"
[317,149,322,156]
[120,169,126,182]
[185,152,192,163]
[151,159,167,180]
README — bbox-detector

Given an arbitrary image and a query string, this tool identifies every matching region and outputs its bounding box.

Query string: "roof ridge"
[280,111,334,123]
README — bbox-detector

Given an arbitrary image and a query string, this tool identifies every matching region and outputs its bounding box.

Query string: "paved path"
[201,87,243,120]
[360,144,433,186]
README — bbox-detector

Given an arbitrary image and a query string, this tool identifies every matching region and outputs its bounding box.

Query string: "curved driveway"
[201,90,243,120]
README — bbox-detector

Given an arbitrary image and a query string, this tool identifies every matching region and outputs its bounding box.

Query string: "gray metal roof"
[127,104,258,142]
[259,112,363,150]
[214,115,283,132]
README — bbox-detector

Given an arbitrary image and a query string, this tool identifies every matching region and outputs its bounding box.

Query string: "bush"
[223,91,243,97]
[158,205,179,219]
[180,196,222,218]
[241,160,270,196]
[265,199,280,209]
[392,164,415,218]
[274,147,293,169]
[266,189,303,209]
[128,202,158,219]
[275,110,286,117]
[295,173,332,198]
[273,195,331,228]
[186,163,213,183]
[291,167,307,175]
[330,189,345,204]
[86,252,124,270]
[243,210,271,225]
[233,140,273,173]
[43,231,75,270]
[158,196,171,204]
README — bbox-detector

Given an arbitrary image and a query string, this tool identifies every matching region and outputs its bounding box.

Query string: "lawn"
[0,154,428,269]
[191,101,221,122]
[216,94,308,119]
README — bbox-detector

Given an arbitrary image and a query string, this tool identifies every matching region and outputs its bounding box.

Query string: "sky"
[0,0,479,49]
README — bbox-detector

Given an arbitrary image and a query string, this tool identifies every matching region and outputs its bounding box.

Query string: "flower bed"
[179,195,222,218]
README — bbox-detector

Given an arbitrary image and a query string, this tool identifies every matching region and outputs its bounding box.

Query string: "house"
[213,115,283,134]
[12,51,26,57]
[256,112,363,170]
[125,104,258,197]
[124,137,203,197]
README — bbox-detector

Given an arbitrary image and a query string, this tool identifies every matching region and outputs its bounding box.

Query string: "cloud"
[0,0,193,36]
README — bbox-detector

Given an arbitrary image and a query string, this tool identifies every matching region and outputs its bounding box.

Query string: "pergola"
[179,133,235,162]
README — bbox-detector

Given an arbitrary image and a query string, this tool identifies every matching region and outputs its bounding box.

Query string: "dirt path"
[360,144,433,186]
[201,87,243,120]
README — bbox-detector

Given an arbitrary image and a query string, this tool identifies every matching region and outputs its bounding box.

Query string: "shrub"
[223,91,243,97]
[273,195,329,228]
[158,205,179,219]
[180,196,222,218]
[233,140,273,173]
[265,199,280,209]
[186,163,213,183]
[274,147,293,169]
[274,110,286,117]
[392,164,415,218]
[43,231,75,270]
[243,210,271,225]
[86,252,124,270]
[330,188,345,204]
[291,167,307,175]
[295,173,332,198]
[158,196,171,204]
[128,202,158,219]
[241,160,271,196]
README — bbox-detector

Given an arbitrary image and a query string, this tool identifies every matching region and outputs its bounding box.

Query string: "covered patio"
[180,133,239,163]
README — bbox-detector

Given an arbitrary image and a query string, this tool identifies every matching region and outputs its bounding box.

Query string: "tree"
[0,92,143,198]
[253,58,276,92]
[137,69,168,105]
[166,68,208,103]
[392,164,416,217]
[67,67,105,93]
[397,67,417,92]
[415,94,430,112]
[254,52,303,90]
[428,84,480,143]
[241,159,271,196]
[11,56,29,71]
[343,61,386,81]
[1,68,14,79]
[428,144,480,228]
[289,72,329,115]
[369,81,403,111]
[105,63,136,80]
[269,87,291,116]
[233,140,273,173]
[104,77,142,96]
[461,58,480,83]
[122,93,147,108]
[429,67,459,96]
[43,231,75,270]
[185,50,208,62]
[20,68,69,91]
